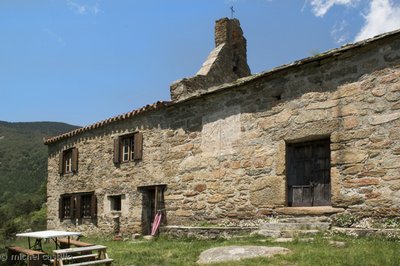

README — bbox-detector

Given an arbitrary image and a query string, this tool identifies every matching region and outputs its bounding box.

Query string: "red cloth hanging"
[151,212,162,236]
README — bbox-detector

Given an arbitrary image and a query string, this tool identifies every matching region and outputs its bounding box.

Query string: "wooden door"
[287,139,331,206]
[140,186,166,235]
[142,189,155,235]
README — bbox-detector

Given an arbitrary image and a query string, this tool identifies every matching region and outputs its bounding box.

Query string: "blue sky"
[1,0,400,126]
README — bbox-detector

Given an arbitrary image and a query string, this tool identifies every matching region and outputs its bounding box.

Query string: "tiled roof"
[43,101,171,144]
[44,28,400,145]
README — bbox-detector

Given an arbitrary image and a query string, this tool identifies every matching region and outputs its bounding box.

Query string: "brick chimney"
[170,18,251,102]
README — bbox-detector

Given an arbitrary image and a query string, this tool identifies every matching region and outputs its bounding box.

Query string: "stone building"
[45,18,400,236]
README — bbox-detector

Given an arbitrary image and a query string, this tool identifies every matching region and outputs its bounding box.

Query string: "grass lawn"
[2,234,399,265]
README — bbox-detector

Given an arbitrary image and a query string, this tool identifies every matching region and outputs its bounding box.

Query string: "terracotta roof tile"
[44,101,171,145]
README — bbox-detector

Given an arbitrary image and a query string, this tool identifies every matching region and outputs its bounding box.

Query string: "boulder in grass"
[197,246,290,264]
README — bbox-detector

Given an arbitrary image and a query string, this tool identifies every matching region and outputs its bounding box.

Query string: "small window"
[60,196,71,219]
[59,148,78,175]
[81,195,92,218]
[65,151,72,173]
[122,137,134,162]
[113,132,143,164]
[59,192,97,221]
[110,195,122,211]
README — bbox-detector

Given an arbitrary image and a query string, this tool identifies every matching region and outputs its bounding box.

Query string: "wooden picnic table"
[57,238,94,249]
[8,230,83,265]
[52,245,113,266]
[6,246,46,266]
[16,230,82,251]
[10,230,113,265]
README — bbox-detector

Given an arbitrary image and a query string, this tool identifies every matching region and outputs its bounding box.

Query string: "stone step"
[274,207,344,216]
[276,216,331,223]
[259,222,330,231]
[258,229,321,238]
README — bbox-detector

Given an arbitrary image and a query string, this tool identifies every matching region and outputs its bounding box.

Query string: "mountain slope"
[0,121,79,237]
[0,121,80,201]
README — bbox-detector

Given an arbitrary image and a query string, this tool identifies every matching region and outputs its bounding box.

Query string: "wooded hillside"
[0,121,79,239]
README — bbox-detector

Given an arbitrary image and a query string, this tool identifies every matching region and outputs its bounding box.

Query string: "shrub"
[332,213,358,227]
[382,217,400,229]
[4,221,18,239]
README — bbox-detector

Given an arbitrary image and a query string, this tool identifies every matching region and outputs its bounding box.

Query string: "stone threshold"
[274,206,345,216]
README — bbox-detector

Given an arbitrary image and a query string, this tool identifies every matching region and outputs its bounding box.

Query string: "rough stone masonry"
[170,18,251,102]
[45,18,400,236]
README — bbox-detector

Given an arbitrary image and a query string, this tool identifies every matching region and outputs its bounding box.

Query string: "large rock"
[197,246,290,264]
[294,110,327,124]
[368,112,400,125]
[331,149,368,165]
[249,176,285,206]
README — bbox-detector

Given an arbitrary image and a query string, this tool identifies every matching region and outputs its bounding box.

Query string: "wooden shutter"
[133,132,143,160]
[71,148,78,173]
[59,197,63,219]
[74,195,81,220]
[113,138,121,164]
[90,194,97,218]
[59,152,64,175]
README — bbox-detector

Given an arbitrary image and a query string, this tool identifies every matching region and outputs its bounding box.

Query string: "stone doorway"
[286,139,331,206]
[139,185,166,235]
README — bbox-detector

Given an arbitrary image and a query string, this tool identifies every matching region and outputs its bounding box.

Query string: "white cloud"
[67,0,101,15]
[309,0,359,17]
[331,20,349,44]
[355,0,400,41]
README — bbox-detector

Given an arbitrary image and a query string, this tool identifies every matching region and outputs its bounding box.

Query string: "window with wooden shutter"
[74,195,81,219]
[65,196,72,219]
[134,132,143,160]
[59,195,72,220]
[115,132,143,163]
[59,148,78,175]
[69,196,74,220]
[71,147,78,172]
[59,153,64,175]
[113,139,121,164]
[81,195,92,218]
[122,137,132,162]
[90,194,97,218]
[64,151,72,173]
[59,192,96,221]
[59,197,63,219]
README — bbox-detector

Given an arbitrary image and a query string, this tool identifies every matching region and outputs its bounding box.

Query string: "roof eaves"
[44,101,171,145]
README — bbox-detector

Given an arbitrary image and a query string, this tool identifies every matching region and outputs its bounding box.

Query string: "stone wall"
[170,18,251,102]
[47,30,400,236]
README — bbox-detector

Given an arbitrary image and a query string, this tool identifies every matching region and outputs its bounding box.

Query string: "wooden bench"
[65,259,114,266]
[7,246,46,266]
[53,245,113,266]
[58,238,94,248]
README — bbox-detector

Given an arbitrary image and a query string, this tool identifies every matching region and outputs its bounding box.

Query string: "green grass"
[3,234,399,266]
